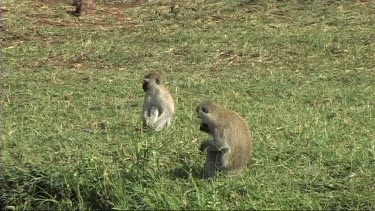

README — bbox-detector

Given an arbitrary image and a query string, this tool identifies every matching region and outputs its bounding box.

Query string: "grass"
[1,0,374,210]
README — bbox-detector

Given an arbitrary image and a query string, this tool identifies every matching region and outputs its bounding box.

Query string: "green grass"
[1,0,374,210]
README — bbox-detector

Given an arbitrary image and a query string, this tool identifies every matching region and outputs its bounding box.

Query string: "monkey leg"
[148,107,159,125]
[153,109,173,131]
[143,107,159,128]
[220,149,231,171]
[142,111,149,127]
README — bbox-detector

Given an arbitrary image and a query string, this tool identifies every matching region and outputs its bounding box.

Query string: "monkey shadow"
[64,1,81,16]
[167,153,206,180]
[66,10,80,16]
[169,165,224,181]
[168,164,205,180]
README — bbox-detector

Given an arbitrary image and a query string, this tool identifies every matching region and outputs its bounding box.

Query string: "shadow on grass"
[167,152,209,180]
[66,10,80,17]
[168,164,204,180]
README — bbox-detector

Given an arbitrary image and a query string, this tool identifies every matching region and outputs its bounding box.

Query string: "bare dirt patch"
[106,1,146,10]
[25,0,143,30]
[37,0,73,4]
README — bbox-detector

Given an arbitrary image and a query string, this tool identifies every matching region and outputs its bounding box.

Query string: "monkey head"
[143,72,162,92]
[196,100,221,135]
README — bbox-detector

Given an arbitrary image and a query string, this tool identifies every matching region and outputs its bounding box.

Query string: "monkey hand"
[199,140,220,154]
[199,143,208,154]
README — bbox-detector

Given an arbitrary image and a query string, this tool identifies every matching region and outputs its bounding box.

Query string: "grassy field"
[1,0,374,210]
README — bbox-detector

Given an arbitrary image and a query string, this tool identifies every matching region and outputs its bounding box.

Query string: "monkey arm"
[203,151,221,178]
[219,146,229,153]
[152,106,173,131]
[142,100,151,125]
[200,140,230,154]
[143,107,159,126]
[142,110,150,126]
[200,140,220,153]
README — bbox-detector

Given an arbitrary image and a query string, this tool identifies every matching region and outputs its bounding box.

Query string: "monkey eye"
[155,78,161,85]
[201,106,209,113]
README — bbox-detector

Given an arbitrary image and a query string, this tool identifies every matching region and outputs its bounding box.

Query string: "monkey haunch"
[142,72,175,131]
[196,100,253,178]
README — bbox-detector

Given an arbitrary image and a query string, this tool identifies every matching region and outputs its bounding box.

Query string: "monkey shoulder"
[161,87,175,105]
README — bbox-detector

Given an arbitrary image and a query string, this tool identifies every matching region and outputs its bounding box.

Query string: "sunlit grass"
[1,0,374,210]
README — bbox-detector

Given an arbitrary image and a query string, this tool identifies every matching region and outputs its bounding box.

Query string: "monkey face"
[142,79,149,92]
[143,73,162,92]
[143,72,162,92]
[197,113,211,134]
[197,102,214,134]
[196,104,209,114]
[200,122,211,134]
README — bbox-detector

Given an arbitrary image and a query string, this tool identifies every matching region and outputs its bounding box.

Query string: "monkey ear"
[155,77,161,85]
[202,106,209,114]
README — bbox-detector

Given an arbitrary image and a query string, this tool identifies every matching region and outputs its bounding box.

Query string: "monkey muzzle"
[200,123,211,134]
[142,81,149,92]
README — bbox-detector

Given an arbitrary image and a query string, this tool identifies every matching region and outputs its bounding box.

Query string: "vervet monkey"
[72,0,95,16]
[142,72,175,131]
[196,100,253,178]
